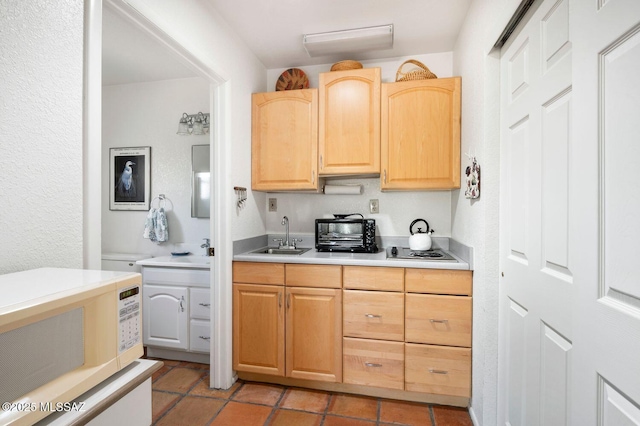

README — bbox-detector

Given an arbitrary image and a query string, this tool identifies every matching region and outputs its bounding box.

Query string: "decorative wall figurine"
[465,156,480,199]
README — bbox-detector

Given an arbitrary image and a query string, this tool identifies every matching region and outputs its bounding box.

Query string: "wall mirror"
[191,144,210,218]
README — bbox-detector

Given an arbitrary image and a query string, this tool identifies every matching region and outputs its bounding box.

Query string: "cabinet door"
[233,284,285,376]
[319,68,381,175]
[381,77,461,190]
[251,89,318,191]
[143,285,188,350]
[286,287,342,382]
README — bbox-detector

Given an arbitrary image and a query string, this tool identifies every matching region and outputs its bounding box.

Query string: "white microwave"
[0,268,143,425]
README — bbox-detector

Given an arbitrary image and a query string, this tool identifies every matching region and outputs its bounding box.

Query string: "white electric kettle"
[409,218,434,251]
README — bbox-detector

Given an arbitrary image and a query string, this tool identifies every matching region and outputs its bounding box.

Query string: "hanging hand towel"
[143,207,158,242]
[155,207,168,243]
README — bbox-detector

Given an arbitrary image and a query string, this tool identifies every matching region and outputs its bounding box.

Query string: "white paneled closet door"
[571,0,640,424]
[499,0,640,424]
[499,0,573,424]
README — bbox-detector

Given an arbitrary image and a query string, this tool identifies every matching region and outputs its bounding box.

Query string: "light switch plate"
[268,198,277,212]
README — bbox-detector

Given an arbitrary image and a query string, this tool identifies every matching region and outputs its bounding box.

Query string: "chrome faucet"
[273,216,302,249]
[200,238,210,256]
[281,216,290,248]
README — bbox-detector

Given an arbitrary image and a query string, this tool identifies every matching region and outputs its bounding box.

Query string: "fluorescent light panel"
[303,24,393,57]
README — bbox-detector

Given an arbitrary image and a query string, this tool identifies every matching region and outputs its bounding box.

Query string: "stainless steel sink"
[250,247,311,255]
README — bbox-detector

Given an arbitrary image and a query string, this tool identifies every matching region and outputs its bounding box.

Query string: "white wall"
[451,0,523,424]
[264,53,455,237]
[0,0,84,274]
[122,0,268,244]
[102,77,210,257]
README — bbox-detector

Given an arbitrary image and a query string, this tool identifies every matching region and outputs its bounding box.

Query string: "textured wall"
[264,53,454,237]
[451,0,514,424]
[0,0,84,274]
[102,77,210,257]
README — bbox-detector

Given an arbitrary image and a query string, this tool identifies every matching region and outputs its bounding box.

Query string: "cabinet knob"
[364,362,383,368]
[429,369,449,375]
[365,313,382,318]
[429,319,449,324]
[199,303,211,307]
[199,336,211,340]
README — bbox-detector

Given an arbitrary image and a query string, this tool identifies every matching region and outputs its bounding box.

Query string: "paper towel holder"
[322,184,364,195]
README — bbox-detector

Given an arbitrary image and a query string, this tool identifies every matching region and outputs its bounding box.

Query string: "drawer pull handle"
[199,336,211,340]
[429,369,449,375]
[430,319,449,324]
[365,362,383,368]
[199,303,211,307]
[365,313,382,318]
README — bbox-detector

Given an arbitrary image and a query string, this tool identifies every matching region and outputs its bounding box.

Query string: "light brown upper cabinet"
[319,68,381,176]
[251,89,319,191]
[381,77,461,190]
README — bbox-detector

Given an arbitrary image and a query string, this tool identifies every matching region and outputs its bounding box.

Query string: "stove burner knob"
[391,246,398,256]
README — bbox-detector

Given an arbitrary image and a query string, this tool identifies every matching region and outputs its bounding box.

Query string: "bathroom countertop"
[136,255,211,270]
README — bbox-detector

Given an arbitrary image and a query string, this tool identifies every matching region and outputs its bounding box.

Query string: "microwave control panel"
[118,285,141,354]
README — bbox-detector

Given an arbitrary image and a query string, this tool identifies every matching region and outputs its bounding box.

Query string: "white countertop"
[136,255,211,269]
[234,247,470,270]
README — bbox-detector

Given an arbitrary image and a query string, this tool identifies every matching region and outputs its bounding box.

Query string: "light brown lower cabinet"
[405,343,471,398]
[234,261,473,405]
[233,262,342,383]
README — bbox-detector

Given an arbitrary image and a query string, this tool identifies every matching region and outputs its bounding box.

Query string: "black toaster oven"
[315,215,378,253]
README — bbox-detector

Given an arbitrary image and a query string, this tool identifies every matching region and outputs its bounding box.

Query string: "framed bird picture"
[109,146,151,211]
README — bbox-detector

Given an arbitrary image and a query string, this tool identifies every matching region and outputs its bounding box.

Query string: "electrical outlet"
[369,199,379,214]
[268,198,277,212]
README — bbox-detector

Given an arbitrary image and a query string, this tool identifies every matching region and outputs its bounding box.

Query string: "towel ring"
[151,194,168,209]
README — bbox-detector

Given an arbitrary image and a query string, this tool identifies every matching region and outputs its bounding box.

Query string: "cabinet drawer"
[405,294,471,347]
[344,291,404,341]
[142,267,210,288]
[190,288,211,320]
[343,266,403,291]
[405,344,471,397]
[343,338,404,390]
[286,264,342,288]
[189,319,211,353]
[405,269,472,295]
[233,261,284,285]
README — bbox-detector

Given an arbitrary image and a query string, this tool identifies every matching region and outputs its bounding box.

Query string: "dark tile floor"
[150,359,473,426]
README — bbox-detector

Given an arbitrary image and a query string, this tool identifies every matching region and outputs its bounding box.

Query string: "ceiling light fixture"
[303,24,393,57]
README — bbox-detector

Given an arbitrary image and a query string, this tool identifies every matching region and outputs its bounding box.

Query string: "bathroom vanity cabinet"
[140,264,211,364]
